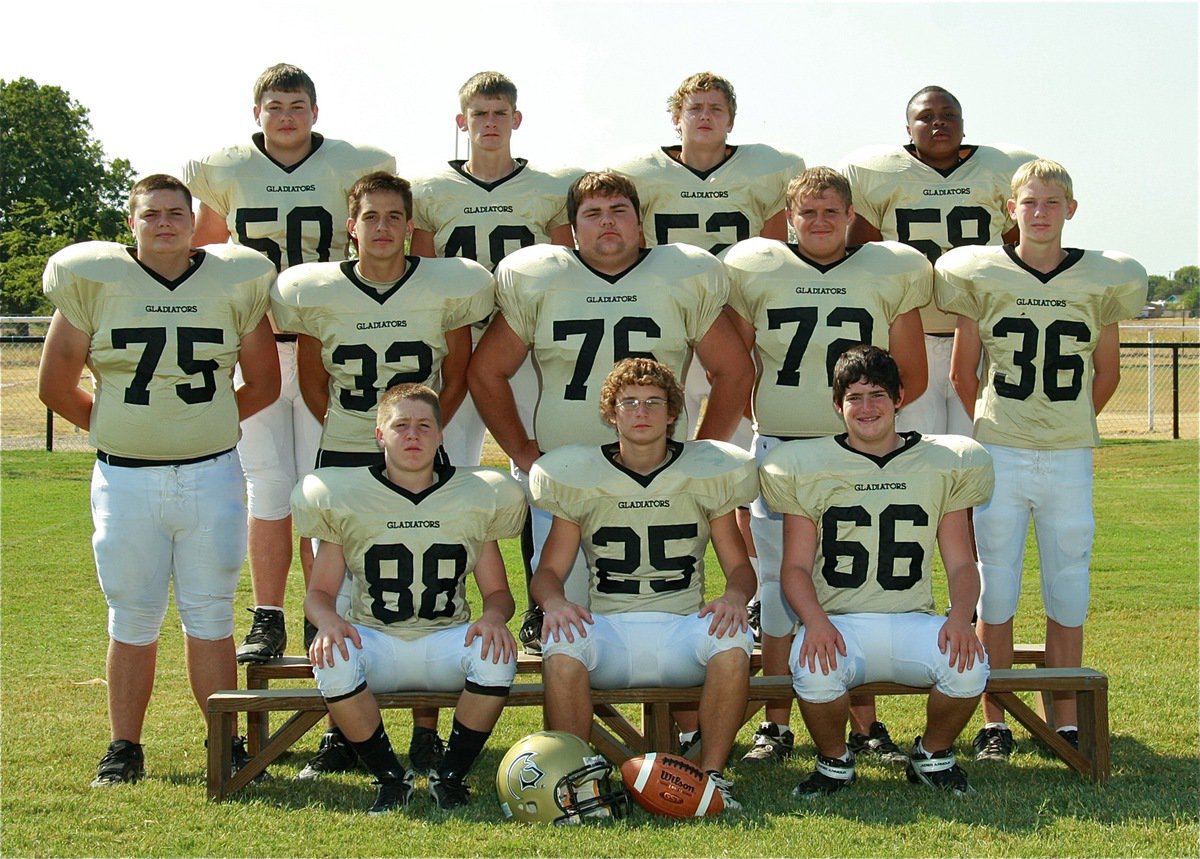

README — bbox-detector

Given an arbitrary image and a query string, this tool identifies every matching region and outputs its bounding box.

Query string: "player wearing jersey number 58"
[761,345,993,797]
[528,358,757,812]
[293,384,526,814]
[38,175,280,787]
[183,63,396,664]
[937,160,1147,760]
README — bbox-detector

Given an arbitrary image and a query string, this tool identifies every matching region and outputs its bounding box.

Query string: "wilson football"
[619,752,723,818]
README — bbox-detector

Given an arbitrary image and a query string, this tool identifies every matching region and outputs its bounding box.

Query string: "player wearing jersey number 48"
[183,63,396,665]
[937,160,1147,759]
[293,384,526,813]
[528,359,757,813]
[760,345,993,798]
[38,175,280,787]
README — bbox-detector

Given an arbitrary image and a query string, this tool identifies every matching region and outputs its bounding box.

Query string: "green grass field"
[1,441,1197,856]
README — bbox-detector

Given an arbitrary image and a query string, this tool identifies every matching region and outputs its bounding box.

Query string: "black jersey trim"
[661,144,738,181]
[789,243,862,273]
[341,257,420,304]
[251,132,325,174]
[96,447,233,468]
[601,439,685,487]
[316,449,385,469]
[903,143,979,179]
[1003,244,1085,283]
[573,247,652,284]
[465,680,511,698]
[449,157,529,191]
[368,460,458,504]
[125,247,205,291]
[833,430,922,467]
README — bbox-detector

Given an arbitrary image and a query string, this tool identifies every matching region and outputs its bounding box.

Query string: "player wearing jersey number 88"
[293,384,526,813]
[38,174,280,786]
[760,345,992,797]
[936,160,1147,753]
[528,359,756,812]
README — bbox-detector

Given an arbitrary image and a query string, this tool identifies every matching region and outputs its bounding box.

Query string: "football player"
[529,358,757,812]
[38,174,280,787]
[937,159,1147,761]
[293,383,526,813]
[272,171,493,781]
[409,71,580,651]
[761,345,993,797]
[723,167,929,765]
[839,85,1035,745]
[183,63,396,665]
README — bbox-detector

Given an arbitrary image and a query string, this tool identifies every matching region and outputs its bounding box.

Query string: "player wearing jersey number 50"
[937,160,1147,760]
[528,359,758,812]
[760,345,993,797]
[293,384,526,814]
[38,175,280,788]
[183,63,396,665]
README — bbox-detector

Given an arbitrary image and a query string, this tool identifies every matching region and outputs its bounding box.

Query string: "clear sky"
[3,0,1196,276]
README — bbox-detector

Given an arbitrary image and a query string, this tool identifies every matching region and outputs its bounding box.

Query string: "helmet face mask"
[497,731,630,824]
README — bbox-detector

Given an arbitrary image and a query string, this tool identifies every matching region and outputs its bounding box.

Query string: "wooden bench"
[210,646,1108,801]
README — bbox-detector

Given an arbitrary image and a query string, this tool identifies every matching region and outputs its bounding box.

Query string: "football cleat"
[232,736,272,783]
[746,599,762,643]
[428,771,471,809]
[792,753,856,799]
[906,737,973,795]
[518,607,544,656]
[972,726,1014,762]
[678,729,702,758]
[1056,728,1079,749]
[296,729,360,780]
[706,770,742,812]
[409,730,446,777]
[368,769,415,815]
[847,721,908,765]
[740,722,794,764]
[236,607,287,664]
[91,739,145,788]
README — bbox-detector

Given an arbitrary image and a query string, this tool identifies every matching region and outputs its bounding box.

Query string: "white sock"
[1057,724,1079,734]
[679,730,699,746]
[984,721,1008,731]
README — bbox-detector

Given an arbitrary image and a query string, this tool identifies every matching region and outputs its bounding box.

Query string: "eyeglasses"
[615,397,668,411]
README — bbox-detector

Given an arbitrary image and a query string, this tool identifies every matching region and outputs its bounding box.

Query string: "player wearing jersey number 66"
[38,174,280,788]
[528,358,757,813]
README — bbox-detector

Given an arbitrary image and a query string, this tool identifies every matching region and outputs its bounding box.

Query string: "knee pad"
[934,658,989,699]
[759,581,800,637]
[1045,565,1091,628]
[108,603,168,647]
[177,593,236,641]
[977,564,1020,625]
[245,469,296,521]
[467,646,520,689]
[313,645,367,699]
[792,660,850,704]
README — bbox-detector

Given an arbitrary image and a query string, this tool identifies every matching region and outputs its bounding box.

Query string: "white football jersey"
[760,432,993,616]
[272,257,493,453]
[183,134,395,270]
[724,239,931,437]
[43,242,274,459]
[935,245,1147,448]
[530,440,758,615]
[292,463,526,639]
[411,159,580,270]
[840,143,1036,332]
[615,144,804,253]
[496,243,727,451]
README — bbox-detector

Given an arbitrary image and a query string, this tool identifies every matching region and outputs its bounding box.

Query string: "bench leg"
[246,673,269,756]
[206,713,235,802]
[990,691,1096,780]
[1076,687,1111,783]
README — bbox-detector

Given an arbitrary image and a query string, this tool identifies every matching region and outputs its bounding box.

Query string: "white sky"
[3,0,1196,276]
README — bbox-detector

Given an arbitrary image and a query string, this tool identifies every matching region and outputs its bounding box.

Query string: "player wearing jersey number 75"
[38,174,280,787]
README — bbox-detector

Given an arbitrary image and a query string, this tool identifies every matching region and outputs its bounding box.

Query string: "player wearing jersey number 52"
[760,345,993,797]
[528,358,757,812]
[38,174,280,788]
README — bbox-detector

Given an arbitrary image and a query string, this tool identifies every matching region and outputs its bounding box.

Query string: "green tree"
[1147,274,1174,302]
[0,78,135,315]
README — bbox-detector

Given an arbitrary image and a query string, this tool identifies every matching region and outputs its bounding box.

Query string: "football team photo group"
[35,58,1155,828]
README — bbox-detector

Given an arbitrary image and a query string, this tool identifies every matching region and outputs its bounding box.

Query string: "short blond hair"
[667,72,737,122]
[599,358,684,426]
[1011,158,1074,201]
[458,71,517,112]
[786,166,852,211]
[377,383,442,428]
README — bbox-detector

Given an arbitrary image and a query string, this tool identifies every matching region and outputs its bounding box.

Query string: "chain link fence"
[3,318,1197,452]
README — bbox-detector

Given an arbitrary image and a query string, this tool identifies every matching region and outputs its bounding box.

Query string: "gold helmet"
[496,731,630,824]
